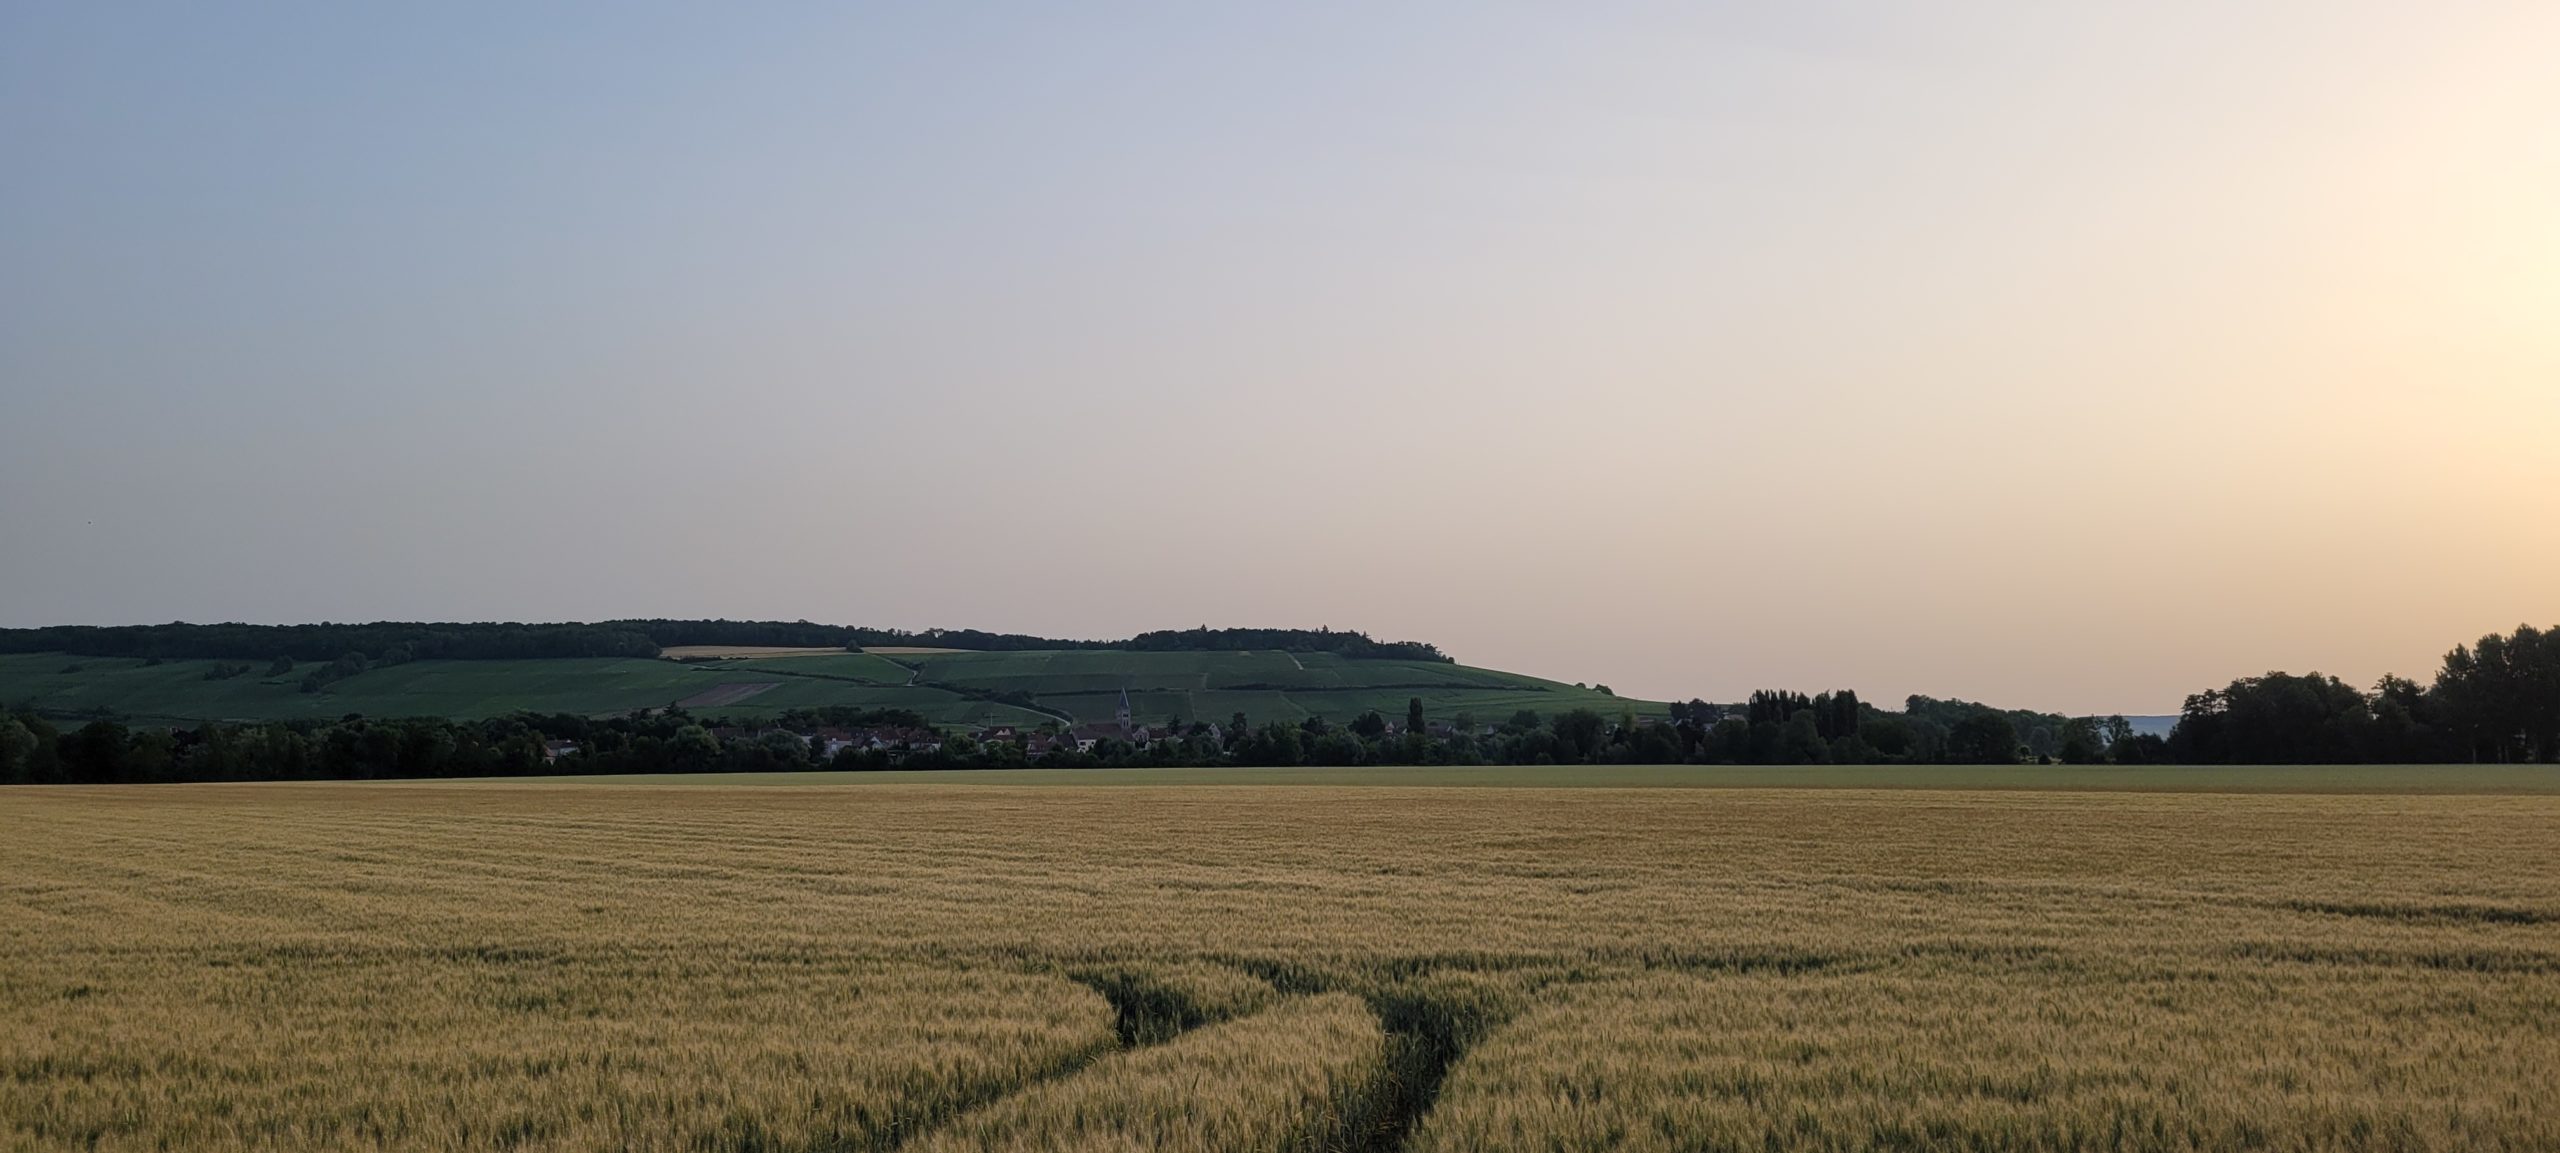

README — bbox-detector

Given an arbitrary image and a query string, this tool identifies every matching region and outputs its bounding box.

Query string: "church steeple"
[1115,688,1132,728]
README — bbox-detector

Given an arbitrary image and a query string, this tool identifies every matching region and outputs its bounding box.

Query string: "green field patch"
[0,655,725,721]
[1042,690,1196,726]
[942,672,1189,695]
[1280,654,1535,690]
[702,681,1057,727]
[0,653,1018,724]
[1190,690,1310,725]
[721,653,915,684]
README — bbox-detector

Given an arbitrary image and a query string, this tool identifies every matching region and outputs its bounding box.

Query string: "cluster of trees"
[685,696,2105,773]
[2,620,1453,665]
[786,697,2095,771]
[1209,705,1661,768]
[0,706,940,785]
[1657,691,2103,766]
[627,619,1066,652]
[3,710,560,784]
[2438,625,2560,761]
[0,693,2043,785]
[0,622,661,662]
[1118,628,1449,663]
[2167,625,2560,764]
[1639,623,2560,769]
[295,652,375,693]
[648,620,1447,661]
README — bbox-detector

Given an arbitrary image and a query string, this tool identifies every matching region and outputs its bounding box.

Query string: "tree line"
[0,707,937,785]
[6,623,2553,784]
[0,701,1891,784]
[1686,623,2560,767]
[2165,624,2560,764]
[0,622,661,663]
[1119,627,1448,663]
[0,620,1450,664]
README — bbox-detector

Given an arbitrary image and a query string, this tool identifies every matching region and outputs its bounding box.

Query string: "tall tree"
[1810,691,1861,741]
[2435,625,2560,762]
[0,717,35,785]
[2168,673,2373,764]
[1747,690,1813,728]
[1946,713,2020,765]
[1552,709,1608,763]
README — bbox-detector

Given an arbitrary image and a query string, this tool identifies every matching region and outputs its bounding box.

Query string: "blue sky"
[4,2,2555,712]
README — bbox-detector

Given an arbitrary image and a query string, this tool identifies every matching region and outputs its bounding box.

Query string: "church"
[1067,689,1164,753]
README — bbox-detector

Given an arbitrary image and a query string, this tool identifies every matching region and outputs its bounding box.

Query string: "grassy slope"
[909,650,1653,727]
[0,649,1660,727]
[0,653,1042,726]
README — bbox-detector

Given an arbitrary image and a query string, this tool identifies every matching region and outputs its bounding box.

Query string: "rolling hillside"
[0,649,1661,729]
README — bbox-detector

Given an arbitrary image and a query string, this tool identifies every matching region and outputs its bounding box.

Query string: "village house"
[1019,732,1067,759]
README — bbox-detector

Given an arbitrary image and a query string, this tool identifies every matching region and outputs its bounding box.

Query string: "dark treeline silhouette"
[1119,627,1448,663]
[0,620,1448,664]
[7,623,2554,784]
[2167,624,2560,764]
[0,622,660,663]
[639,622,1452,662]
[0,699,1990,784]
[0,707,939,785]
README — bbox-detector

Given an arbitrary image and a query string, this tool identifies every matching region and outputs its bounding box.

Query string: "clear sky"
[3,2,2554,715]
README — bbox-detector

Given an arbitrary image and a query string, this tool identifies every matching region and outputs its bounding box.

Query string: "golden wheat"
[1411,964,2560,1152]
[2,781,2555,1151]
[907,993,1385,1153]
[1,952,1115,1152]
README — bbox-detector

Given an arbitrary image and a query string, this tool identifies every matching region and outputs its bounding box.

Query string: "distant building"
[1020,733,1066,759]
[1069,688,1145,752]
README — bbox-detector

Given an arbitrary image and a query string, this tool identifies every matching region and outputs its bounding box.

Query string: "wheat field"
[4,780,2557,1151]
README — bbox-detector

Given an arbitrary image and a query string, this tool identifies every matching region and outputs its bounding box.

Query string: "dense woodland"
[4,625,2554,784]
[0,622,661,663]
[2166,623,2560,765]
[0,620,1447,664]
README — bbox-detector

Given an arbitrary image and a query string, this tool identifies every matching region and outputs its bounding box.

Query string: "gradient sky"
[3,2,2554,715]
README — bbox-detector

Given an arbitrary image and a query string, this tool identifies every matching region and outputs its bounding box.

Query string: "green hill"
[0,649,1660,729]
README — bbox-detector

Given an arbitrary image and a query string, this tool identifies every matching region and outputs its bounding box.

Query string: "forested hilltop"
[0,621,1449,664]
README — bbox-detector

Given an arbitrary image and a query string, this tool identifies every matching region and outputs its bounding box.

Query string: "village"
[536,688,1515,765]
